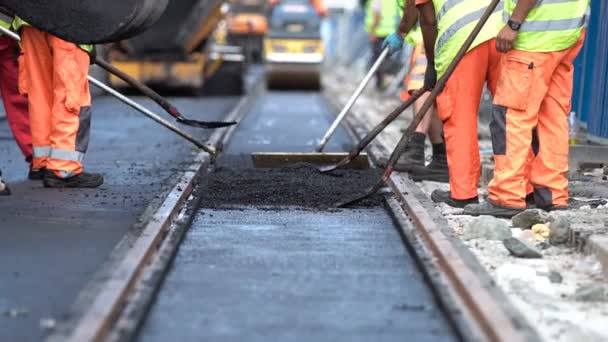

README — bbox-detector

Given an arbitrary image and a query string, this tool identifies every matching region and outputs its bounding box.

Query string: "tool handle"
[316,48,390,152]
[87,76,216,155]
[94,57,183,120]
[384,0,501,171]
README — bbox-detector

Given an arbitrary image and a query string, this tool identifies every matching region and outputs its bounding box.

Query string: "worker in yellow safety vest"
[465,0,590,217]
[365,0,400,89]
[12,17,103,188]
[379,0,447,182]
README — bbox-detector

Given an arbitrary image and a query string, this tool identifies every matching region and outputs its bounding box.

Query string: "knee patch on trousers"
[76,106,91,153]
[490,105,507,155]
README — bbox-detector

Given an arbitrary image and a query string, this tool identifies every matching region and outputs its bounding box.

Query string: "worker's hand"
[381,32,404,56]
[496,25,518,53]
[423,61,437,90]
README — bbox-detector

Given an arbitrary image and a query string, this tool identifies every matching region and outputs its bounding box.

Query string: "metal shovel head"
[251,152,369,169]
[176,118,237,129]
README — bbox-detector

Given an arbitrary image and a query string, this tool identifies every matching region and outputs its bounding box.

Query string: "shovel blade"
[177,118,237,129]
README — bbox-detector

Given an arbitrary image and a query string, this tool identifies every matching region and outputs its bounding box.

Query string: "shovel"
[94,57,237,129]
[319,88,425,173]
[337,0,502,207]
[315,48,389,152]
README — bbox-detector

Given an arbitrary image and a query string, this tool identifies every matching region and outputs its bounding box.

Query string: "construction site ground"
[324,68,608,342]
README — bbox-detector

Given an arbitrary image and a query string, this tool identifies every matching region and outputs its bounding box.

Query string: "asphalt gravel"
[0,95,237,341]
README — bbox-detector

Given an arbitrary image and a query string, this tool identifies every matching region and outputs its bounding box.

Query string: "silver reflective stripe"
[33,146,51,158]
[436,4,503,56]
[503,11,586,32]
[531,0,579,7]
[50,148,84,163]
[437,0,461,23]
[584,5,590,27]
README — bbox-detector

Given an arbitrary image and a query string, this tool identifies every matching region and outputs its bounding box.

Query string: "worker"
[465,0,589,217]
[0,169,9,195]
[0,15,37,179]
[380,0,447,182]
[13,18,103,188]
[365,0,400,90]
[412,0,503,208]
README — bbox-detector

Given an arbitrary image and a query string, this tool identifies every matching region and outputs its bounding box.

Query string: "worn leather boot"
[410,143,449,183]
[44,171,104,188]
[431,190,478,208]
[377,132,425,172]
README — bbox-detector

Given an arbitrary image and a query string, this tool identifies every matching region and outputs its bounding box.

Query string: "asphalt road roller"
[264,0,324,90]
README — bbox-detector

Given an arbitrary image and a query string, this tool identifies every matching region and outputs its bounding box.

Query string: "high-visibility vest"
[11,16,94,53]
[432,0,502,78]
[405,25,423,46]
[0,20,10,30]
[365,0,400,37]
[504,0,588,52]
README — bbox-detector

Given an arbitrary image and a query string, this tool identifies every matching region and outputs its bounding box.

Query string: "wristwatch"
[507,19,522,31]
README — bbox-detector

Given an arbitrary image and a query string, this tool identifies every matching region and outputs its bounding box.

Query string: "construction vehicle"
[0,0,169,43]
[264,0,324,90]
[105,0,245,95]
[226,0,268,62]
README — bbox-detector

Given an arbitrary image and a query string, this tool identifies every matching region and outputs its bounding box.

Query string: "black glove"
[88,45,97,65]
[424,60,437,91]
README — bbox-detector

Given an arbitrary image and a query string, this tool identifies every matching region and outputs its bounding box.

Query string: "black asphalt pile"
[200,155,386,209]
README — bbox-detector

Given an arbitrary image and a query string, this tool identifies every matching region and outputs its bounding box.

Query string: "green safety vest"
[0,20,10,30]
[365,0,400,37]
[504,0,588,52]
[11,16,93,53]
[405,25,423,46]
[432,0,502,78]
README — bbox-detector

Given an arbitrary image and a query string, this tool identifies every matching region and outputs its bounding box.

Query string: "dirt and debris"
[200,155,385,209]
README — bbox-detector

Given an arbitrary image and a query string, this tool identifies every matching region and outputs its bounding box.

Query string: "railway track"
[48,83,537,341]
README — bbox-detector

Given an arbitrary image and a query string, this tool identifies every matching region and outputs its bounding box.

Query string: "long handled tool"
[94,57,236,129]
[319,88,424,173]
[315,47,389,152]
[337,0,501,208]
[0,26,216,155]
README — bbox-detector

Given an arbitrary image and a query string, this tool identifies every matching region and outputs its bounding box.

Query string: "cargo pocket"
[494,55,534,111]
[56,46,89,113]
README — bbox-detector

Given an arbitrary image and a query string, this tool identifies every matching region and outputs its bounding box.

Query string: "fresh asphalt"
[137,91,459,341]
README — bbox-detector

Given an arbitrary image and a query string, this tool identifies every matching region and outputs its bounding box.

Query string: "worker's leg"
[433,41,489,202]
[46,36,92,178]
[372,37,386,89]
[530,37,584,209]
[0,36,32,162]
[20,27,53,171]
[486,50,558,209]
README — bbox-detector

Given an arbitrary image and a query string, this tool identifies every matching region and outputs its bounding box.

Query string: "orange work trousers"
[488,33,585,209]
[435,38,501,200]
[19,26,92,178]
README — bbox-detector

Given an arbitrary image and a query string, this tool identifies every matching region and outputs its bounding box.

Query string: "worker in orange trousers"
[416,0,503,208]
[465,0,589,217]
[17,24,103,188]
[0,29,40,179]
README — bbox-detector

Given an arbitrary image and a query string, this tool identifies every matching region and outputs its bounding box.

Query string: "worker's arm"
[398,0,419,37]
[369,11,381,42]
[496,0,537,52]
[417,0,437,89]
[382,0,417,56]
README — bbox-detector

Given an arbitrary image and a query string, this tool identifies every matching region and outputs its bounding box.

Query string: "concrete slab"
[0,96,237,341]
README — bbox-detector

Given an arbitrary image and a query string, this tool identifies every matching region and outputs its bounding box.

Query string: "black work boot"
[377,132,425,172]
[410,143,449,183]
[464,200,524,218]
[44,171,104,188]
[0,170,11,196]
[431,190,478,208]
[28,166,48,181]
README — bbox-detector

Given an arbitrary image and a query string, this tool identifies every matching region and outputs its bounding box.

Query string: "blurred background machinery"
[264,0,324,90]
[104,0,245,95]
